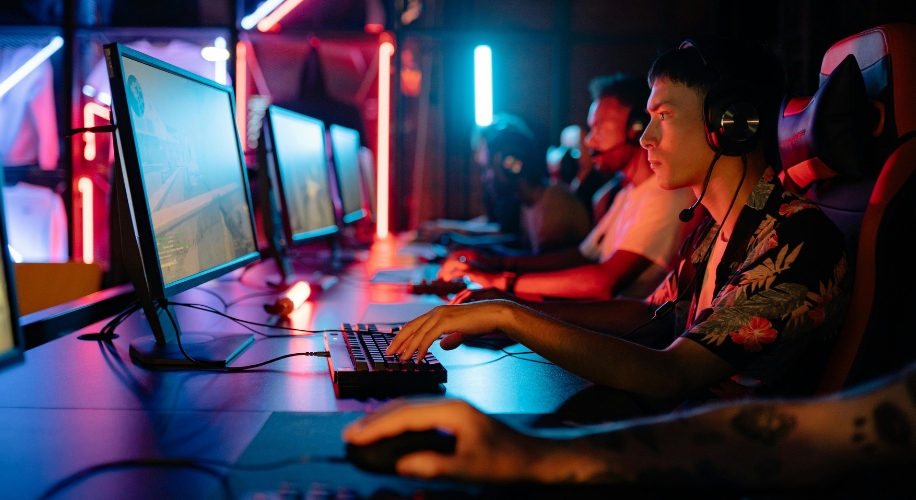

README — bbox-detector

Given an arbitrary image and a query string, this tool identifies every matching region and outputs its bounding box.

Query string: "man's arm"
[504,247,591,273]
[439,247,590,282]
[388,300,734,400]
[344,367,916,486]
[512,250,653,300]
[448,289,649,335]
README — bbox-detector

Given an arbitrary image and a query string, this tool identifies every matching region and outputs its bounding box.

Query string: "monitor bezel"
[263,105,340,246]
[106,43,260,300]
[0,167,25,369]
[328,124,368,225]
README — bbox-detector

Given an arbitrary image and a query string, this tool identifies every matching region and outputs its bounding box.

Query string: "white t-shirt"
[579,178,696,298]
[2,183,68,263]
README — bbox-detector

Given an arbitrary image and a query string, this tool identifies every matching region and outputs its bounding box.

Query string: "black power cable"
[38,455,347,500]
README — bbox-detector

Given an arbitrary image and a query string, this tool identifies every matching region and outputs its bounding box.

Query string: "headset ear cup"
[704,86,762,156]
[625,108,649,145]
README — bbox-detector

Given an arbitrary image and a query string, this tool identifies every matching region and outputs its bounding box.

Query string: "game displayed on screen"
[329,125,363,220]
[0,260,13,356]
[270,110,336,238]
[121,56,257,286]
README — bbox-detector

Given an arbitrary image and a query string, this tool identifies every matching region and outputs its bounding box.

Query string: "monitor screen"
[329,125,366,224]
[267,107,337,243]
[118,54,258,288]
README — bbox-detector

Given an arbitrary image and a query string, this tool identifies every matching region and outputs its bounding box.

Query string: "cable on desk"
[163,306,331,372]
[463,339,555,366]
[38,457,232,500]
[38,455,348,500]
[168,301,349,337]
[225,291,281,308]
[78,301,142,341]
[187,287,230,312]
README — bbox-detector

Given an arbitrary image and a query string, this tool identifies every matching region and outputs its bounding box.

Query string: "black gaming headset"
[678,39,765,222]
[625,104,650,146]
[680,39,764,157]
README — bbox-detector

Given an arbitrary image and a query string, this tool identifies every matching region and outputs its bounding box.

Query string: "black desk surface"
[0,242,591,499]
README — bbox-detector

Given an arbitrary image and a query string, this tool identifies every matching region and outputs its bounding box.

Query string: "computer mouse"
[345,429,457,474]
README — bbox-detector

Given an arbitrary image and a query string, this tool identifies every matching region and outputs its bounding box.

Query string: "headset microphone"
[680,150,722,223]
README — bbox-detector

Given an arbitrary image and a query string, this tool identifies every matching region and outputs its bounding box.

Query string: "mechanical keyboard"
[325,323,446,397]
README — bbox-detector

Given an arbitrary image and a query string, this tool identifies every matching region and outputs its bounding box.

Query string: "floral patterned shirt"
[646,167,850,403]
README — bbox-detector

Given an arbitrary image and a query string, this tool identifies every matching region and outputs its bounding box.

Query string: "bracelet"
[502,272,519,294]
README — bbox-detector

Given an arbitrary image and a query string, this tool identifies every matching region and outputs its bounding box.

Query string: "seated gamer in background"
[390,38,850,407]
[448,115,592,255]
[440,74,698,300]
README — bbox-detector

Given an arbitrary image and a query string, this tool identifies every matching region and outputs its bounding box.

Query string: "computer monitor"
[358,147,377,221]
[0,170,24,372]
[106,43,260,366]
[260,106,339,282]
[329,125,367,225]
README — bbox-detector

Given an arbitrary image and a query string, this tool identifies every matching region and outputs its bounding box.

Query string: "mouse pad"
[223,412,478,499]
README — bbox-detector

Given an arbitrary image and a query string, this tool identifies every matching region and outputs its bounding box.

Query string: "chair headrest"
[778,55,879,189]
[821,23,916,140]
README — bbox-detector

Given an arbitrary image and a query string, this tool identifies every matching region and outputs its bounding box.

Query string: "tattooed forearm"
[730,404,797,446]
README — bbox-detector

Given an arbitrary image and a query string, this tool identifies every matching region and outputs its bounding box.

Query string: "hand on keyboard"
[386,302,511,360]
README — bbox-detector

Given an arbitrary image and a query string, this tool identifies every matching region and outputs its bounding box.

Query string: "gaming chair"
[777,23,916,393]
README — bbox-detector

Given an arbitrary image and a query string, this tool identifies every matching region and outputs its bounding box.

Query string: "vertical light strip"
[82,102,109,161]
[77,177,94,264]
[236,41,247,151]
[0,36,63,100]
[474,45,493,127]
[376,41,394,239]
[257,0,305,31]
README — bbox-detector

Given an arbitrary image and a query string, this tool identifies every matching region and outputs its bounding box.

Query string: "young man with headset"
[387,39,850,406]
[439,74,698,300]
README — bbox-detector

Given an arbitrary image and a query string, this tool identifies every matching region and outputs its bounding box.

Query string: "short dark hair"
[647,38,787,165]
[589,73,650,112]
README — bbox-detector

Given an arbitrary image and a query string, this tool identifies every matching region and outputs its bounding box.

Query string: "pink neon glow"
[236,42,247,151]
[376,42,394,239]
[257,0,305,31]
[82,102,110,161]
[77,177,94,264]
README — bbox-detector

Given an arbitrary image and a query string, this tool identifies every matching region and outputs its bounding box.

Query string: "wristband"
[503,272,519,294]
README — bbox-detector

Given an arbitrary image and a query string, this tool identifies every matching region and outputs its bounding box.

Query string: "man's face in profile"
[641,78,715,193]
[583,97,639,175]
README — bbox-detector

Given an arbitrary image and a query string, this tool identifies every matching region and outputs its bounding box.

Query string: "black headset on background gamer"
[678,38,765,222]
[643,39,768,325]
[625,97,650,146]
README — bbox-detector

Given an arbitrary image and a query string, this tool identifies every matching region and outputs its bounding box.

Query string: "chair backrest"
[808,24,916,393]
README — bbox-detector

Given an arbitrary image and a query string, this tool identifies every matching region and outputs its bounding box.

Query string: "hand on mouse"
[385,301,514,360]
[343,398,585,482]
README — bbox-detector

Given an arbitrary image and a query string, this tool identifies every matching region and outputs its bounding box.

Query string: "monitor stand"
[112,144,254,368]
[127,299,254,367]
